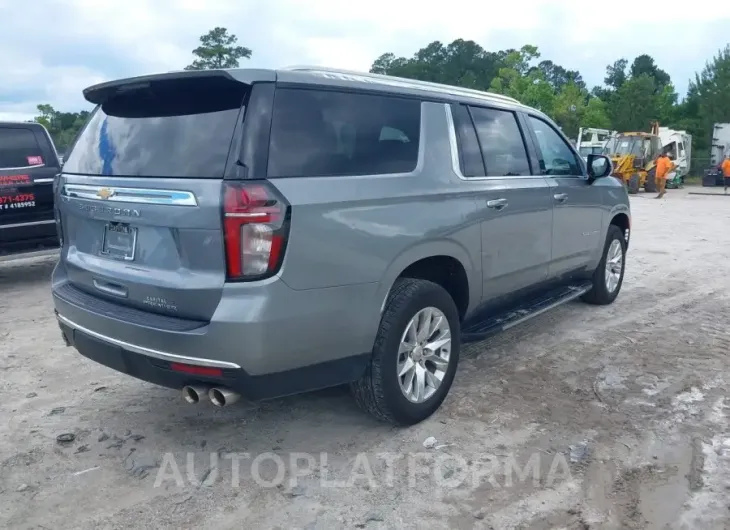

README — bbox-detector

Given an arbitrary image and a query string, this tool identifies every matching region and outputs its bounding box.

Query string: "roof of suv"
[82,66,536,115]
[0,121,46,129]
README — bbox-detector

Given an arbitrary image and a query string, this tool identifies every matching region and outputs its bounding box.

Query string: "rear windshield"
[63,77,248,178]
[0,127,44,170]
[267,88,421,178]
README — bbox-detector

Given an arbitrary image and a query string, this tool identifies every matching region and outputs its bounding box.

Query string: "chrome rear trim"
[61,184,198,206]
[56,313,241,369]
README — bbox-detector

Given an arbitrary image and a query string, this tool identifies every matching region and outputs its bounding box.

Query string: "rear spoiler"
[83,69,276,105]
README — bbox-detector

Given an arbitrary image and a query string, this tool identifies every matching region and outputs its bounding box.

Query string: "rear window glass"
[267,88,421,178]
[0,127,43,169]
[63,77,247,178]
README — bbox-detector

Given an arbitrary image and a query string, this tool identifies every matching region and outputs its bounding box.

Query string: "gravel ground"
[1,187,730,530]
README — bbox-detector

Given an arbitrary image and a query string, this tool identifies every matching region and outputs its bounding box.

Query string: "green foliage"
[32,28,730,164]
[32,104,90,153]
[184,27,251,70]
[370,39,503,90]
[370,40,723,146]
[607,74,659,131]
[685,45,730,155]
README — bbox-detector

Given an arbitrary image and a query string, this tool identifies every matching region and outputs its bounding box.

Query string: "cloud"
[1,0,729,121]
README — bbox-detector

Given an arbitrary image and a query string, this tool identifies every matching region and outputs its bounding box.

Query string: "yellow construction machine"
[602,121,663,194]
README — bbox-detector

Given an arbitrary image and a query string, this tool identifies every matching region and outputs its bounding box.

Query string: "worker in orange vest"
[722,155,730,193]
[654,151,674,199]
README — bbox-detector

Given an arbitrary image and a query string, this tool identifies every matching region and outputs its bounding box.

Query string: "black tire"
[628,173,640,194]
[581,225,627,305]
[351,278,460,425]
[645,170,657,193]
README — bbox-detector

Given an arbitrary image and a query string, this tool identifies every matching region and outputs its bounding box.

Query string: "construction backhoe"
[602,121,664,194]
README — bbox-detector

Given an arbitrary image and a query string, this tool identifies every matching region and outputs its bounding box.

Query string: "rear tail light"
[222,181,290,281]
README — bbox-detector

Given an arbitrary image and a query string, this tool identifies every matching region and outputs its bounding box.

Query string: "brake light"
[222,181,289,280]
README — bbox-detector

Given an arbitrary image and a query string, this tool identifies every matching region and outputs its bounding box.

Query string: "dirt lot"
[1,188,730,530]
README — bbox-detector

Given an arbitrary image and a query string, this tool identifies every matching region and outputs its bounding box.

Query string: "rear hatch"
[57,73,249,322]
[0,124,58,235]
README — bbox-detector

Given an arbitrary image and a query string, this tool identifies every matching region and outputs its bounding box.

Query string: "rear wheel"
[581,225,626,305]
[645,170,657,192]
[351,278,460,425]
[628,173,640,194]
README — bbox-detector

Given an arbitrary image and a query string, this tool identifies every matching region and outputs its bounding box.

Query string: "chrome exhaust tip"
[208,387,240,407]
[182,385,209,404]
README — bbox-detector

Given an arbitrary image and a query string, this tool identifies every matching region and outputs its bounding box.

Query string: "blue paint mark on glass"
[98,117,115,175]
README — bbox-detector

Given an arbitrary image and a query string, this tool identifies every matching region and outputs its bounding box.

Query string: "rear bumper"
[52,262,381,398]
[56,313,369,400]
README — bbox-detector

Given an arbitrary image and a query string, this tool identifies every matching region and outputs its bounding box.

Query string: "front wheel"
[351,278,460,425]
[581,225,627,305]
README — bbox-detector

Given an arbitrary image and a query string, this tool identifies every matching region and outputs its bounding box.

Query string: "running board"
[461,282,593,343]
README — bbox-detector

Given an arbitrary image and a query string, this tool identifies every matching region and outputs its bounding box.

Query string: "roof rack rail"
[281,65,522,106]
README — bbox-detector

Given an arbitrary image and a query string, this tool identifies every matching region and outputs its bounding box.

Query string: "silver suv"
[52,66,629,425]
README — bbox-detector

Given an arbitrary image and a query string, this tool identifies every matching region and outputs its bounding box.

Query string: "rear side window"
[0,127,44,169]
[469,107,531,176]
[63,77,248,178]
[267,88,421,178]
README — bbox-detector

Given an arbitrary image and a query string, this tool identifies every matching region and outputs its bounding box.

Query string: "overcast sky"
[2,0,729,122]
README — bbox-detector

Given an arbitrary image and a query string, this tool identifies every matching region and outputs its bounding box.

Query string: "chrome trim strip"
[0,219,56,230]
[56,313,241,369]
[34,178,54,183]
[502,285,591,331]
[61,184,198,206]
[0,164,45,171]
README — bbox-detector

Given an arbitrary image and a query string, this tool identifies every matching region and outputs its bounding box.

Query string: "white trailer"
[710,123,730,166]
[575,127,616,162]
[658,127,692,184]
[702,123,730,186]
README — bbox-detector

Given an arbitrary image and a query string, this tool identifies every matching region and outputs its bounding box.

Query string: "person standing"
[722,154,730,193]
[654,151,674,199]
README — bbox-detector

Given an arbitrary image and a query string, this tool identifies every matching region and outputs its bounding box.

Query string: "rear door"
[451,103,553,302]
[523,114,604,278]
[0,124,59,237]
[56,74,251,322]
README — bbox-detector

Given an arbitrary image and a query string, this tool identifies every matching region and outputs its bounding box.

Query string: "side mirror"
[587,154,612,181]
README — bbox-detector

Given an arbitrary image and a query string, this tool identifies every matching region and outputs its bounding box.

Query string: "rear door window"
[0,127,44,169]
[62,77,248,178]
[469,106,531,177]
[267,88,421,178]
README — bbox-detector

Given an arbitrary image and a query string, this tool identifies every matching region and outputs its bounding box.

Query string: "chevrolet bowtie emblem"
[97,187,114,200]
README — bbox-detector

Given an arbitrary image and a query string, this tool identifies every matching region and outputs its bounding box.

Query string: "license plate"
[101,222,137,261]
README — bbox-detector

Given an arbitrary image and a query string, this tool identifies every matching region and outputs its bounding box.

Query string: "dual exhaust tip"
[182,385,240,407]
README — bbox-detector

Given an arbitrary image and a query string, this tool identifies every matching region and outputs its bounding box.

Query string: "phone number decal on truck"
[0,175,31,187]
[0,193,36,210]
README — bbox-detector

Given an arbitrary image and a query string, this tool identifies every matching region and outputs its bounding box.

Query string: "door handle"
[553,193,568,203]
[487,198,508,210]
